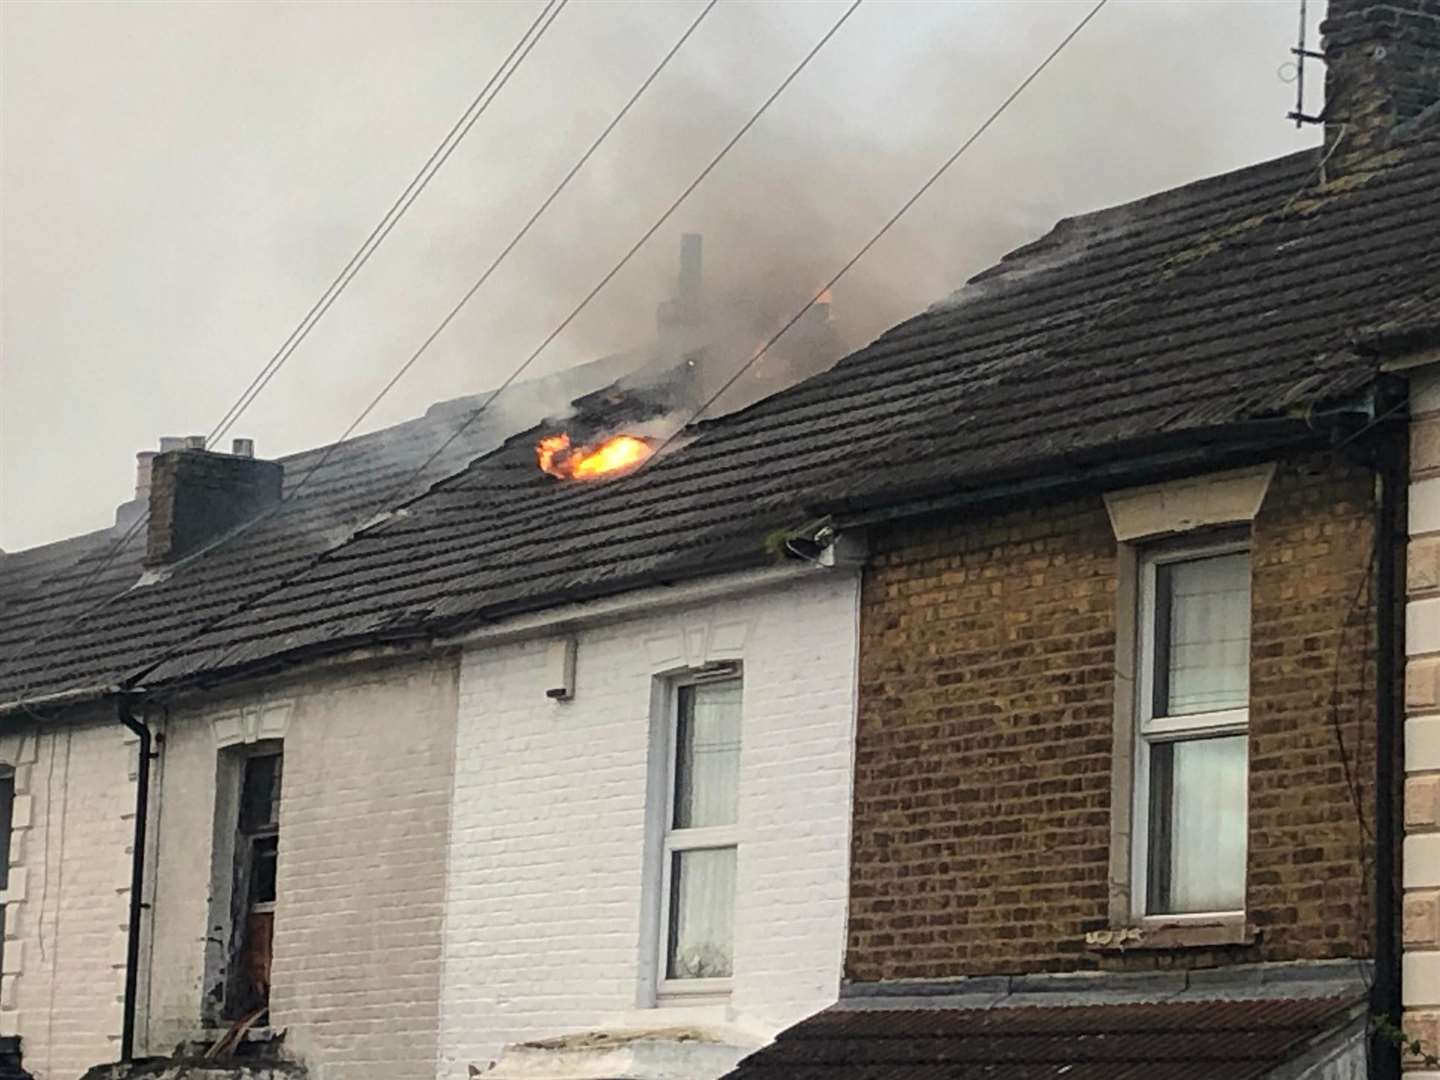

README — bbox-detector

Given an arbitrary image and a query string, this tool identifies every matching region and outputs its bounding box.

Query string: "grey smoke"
[1,0,1324,551]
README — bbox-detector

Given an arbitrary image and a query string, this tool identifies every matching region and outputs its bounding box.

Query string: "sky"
[0,0,1325,553]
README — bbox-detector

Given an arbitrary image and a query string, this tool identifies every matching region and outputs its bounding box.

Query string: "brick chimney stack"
[1321,0,1440,175]
[144,438,281,566]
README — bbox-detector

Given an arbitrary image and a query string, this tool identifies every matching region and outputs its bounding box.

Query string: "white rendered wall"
[0,710,136,1079]
[144,656,458,1080]
[438,569,861,1078]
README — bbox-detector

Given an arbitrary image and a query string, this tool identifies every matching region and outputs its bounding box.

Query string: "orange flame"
[537,432,653,480]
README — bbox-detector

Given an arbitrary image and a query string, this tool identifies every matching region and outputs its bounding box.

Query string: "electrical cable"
[112,0,856,704]
[0,0,568,689]
[356,0,865,519]
[643,0,1109,463]
[283,0,730,512]
[210,0,568,448]
[120,0,852,702]
[1280,121,1347,215]
[1,0,742,700]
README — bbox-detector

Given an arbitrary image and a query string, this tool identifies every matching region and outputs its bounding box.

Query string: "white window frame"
[0,765,14,977]
[655,669,741,1002]
[1131,538,1250,921]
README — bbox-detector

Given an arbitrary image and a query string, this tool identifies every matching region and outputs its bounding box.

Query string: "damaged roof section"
[3,134,1438,702]
[0,352,642,709]
[133,134,1440,688]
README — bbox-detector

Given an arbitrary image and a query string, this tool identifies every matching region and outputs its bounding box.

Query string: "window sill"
[1085,915,1256,952]
[195,1024,282,1048]
[655,979,732,1011]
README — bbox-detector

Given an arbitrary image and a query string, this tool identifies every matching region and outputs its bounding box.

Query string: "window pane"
[240,752,283,833]
[667,847,736,980]
[1147,734,1247,913]
[674,681,741,829]
[1157,553,1250,716]
[250,835,279,906]
[0,770,14,893]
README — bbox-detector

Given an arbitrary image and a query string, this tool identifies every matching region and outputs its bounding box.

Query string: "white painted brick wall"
[146,657,457,1080]
[0,712,134,1080]
[438,571,860,1077]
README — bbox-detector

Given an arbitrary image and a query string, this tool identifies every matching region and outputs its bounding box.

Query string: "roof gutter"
[0,683,119,723]
[137,548,832,701]
[449,559,849,650]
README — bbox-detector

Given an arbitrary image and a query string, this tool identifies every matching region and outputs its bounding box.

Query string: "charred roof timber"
[144,437,281,567]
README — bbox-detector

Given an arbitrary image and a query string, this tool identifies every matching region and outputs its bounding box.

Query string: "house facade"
[0,351,869,1079]
[0,534,864,1080]
[847,451,1379,981]
[727,455,1406,1080]
[437,568,859,1077]
[0,710,137,1079]
[140,652,458,1076]
[724,2,1440,1076]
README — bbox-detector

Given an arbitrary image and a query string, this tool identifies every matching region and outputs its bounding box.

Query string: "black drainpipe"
[1372,448,1401,1080]
[117,693,152,1063]
[1324,386,1403,1077]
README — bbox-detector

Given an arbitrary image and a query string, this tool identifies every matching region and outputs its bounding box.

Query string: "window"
[1133,543,1250,917]
[658,676,741,995]
[0,766,13,977]
[227,747,282,1019]
[0,766,13,893]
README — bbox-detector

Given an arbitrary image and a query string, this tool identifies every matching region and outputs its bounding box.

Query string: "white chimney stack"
[134,451,157,502]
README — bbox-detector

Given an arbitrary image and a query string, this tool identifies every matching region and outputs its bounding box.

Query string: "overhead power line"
[648,0,1110,460]
[0,0,568,690]
[1,0,733,699]
[209,0,568,448]
[285,0,726,508]
[365,0,865,517]
[123,0,857,698]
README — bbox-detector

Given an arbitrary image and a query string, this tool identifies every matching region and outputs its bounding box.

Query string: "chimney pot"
[159,436,186,453]
[114,450,159,531]
[232,437,255,458]
[135,451,157,500]
[184,435,207,450]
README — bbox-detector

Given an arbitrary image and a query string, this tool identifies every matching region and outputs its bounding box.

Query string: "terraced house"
[0,281,868,1077]
[727,2,1440,1077]
[0,2,1437,1079]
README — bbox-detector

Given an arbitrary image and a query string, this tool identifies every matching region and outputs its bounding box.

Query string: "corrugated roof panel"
[723,995,1363,1080]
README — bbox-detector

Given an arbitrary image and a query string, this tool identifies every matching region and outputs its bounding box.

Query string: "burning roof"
[9,135,1440,702]
[537,433,654,480]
